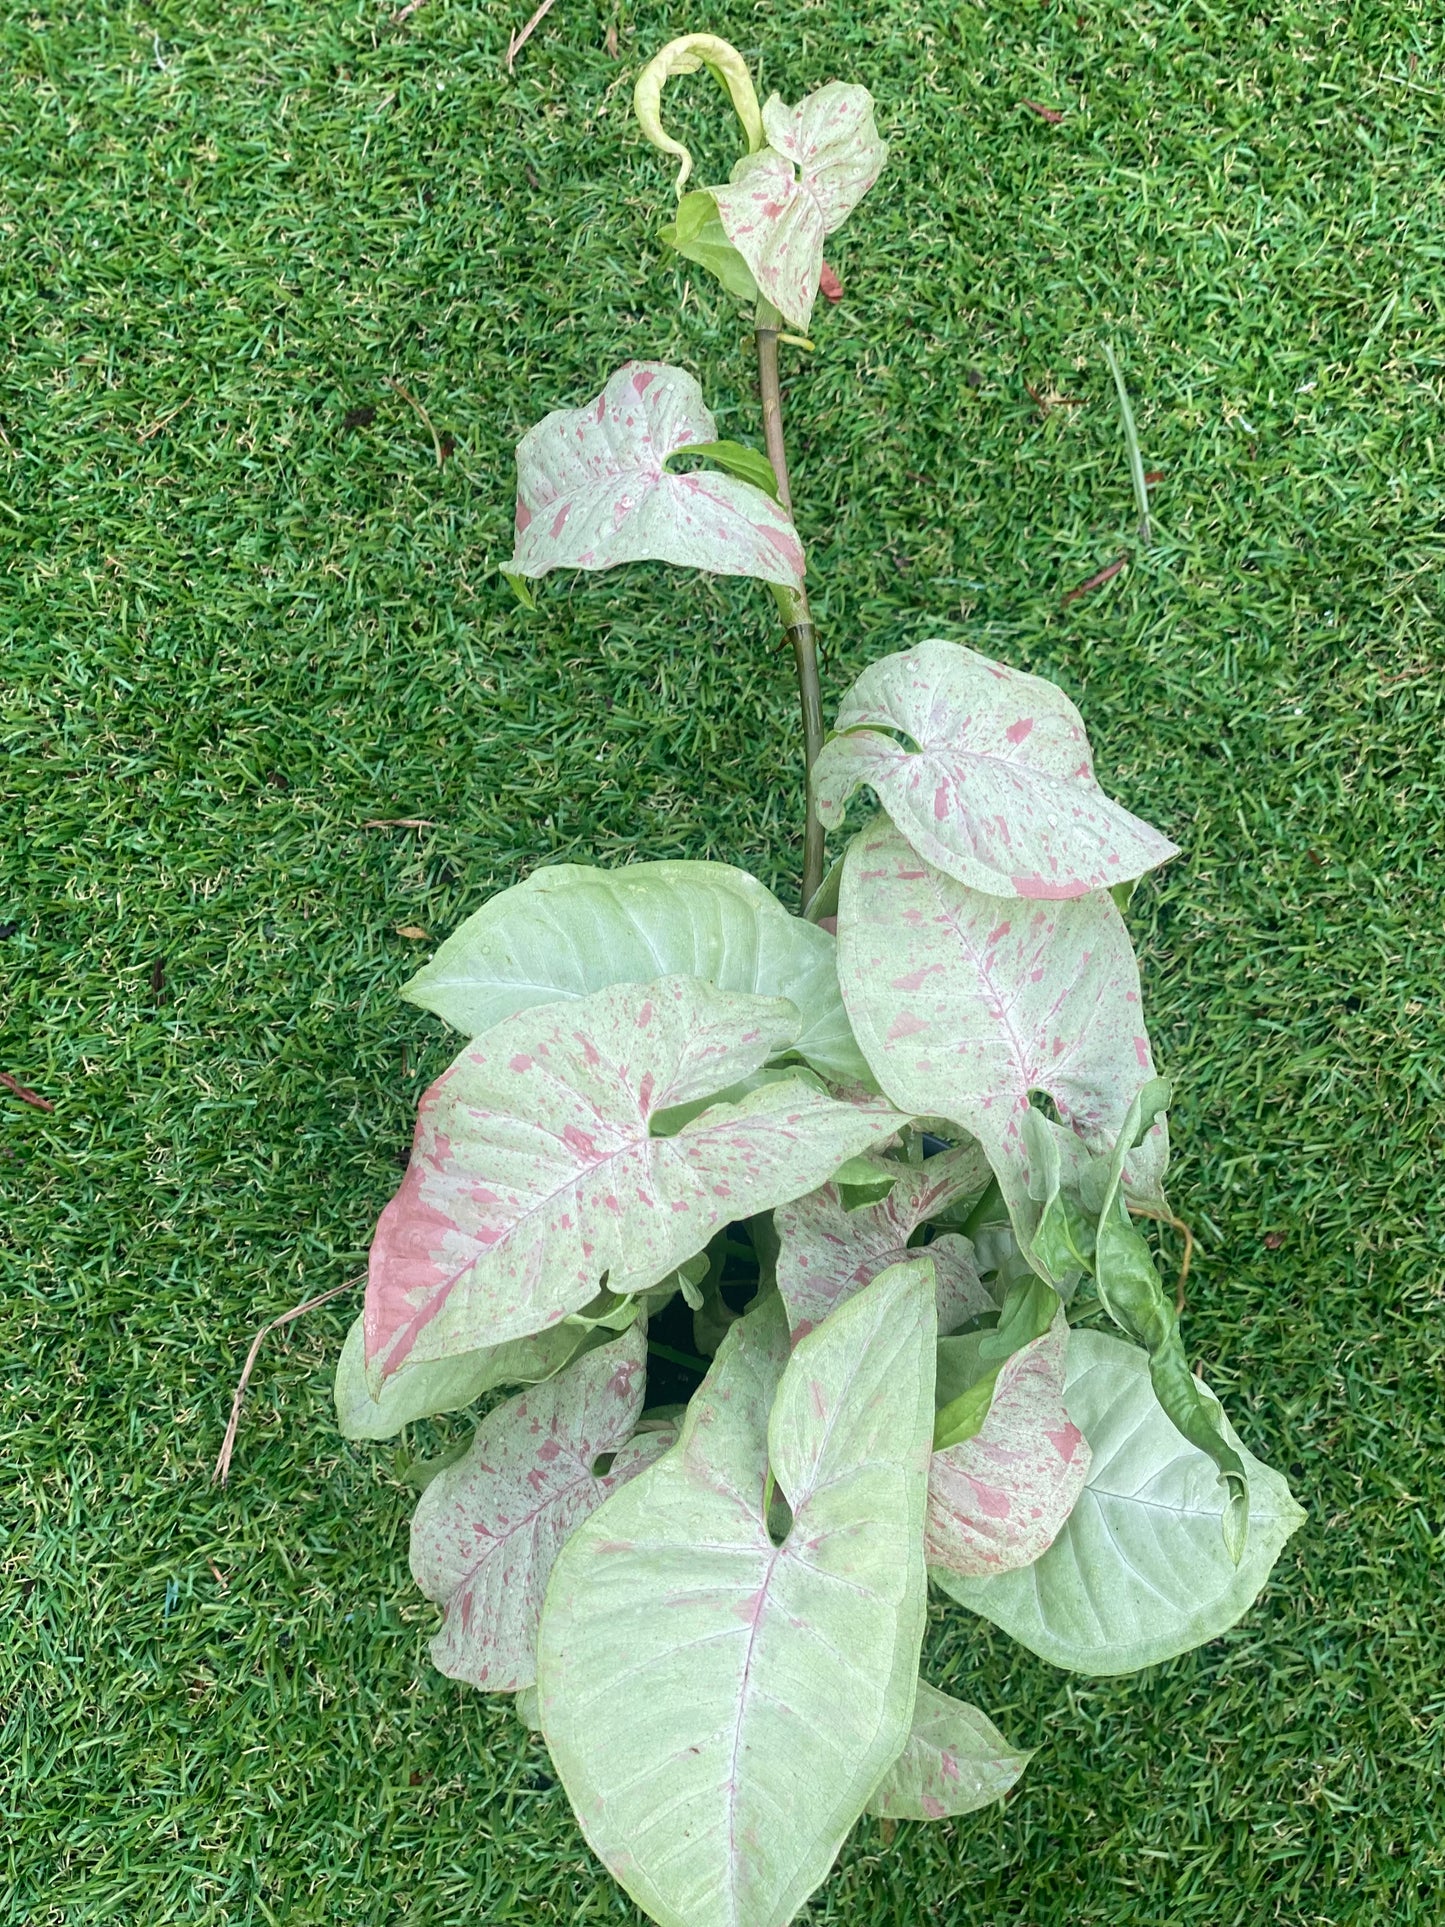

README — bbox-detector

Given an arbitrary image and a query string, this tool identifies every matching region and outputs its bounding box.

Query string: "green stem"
[756,300,824,911]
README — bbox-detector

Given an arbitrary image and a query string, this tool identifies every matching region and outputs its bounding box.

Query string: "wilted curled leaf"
[775,1144,993,1340]
[410,1324,673,1692]
[710,83,887,331]
[633,34,763,192]
[365,975,906,1380]
[814,640,1179,899]
[507,362,805,590]
[926,1312,1091,1578]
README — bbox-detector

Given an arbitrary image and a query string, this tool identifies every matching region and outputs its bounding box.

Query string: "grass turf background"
[3,0,1444,1921]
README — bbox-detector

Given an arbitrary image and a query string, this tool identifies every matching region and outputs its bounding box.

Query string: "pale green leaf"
[536,1260,938,1927]
[507,363,804,589]
[666,436,779,500]
[934,1330,1304,1675]
[1089,1082,1249,1557]
[660,191,761,302]
[366,976,906,1378]
[710,85,887,331]
[866,1681,1032,1820]
[334,1313,588,1441]
[515,1683,543,1731]
[814,640,1178,898]
[402,858,868,1086]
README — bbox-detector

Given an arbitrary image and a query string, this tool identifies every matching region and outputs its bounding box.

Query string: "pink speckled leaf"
[507,361,805,590]
[410,1324,674,1692]
[775,1144,994,1342]
[711,82,886,330]
[536,1261,936,1927]
[866,1681,1032,1820]
[365,974,906,1381]
[814,640,1179,899]
[836,820,1167,1245]
[926,1312,1091,1577]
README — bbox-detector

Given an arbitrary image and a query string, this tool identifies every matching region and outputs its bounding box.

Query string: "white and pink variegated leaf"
[926,1313,1091,1578]
[760,84,887,231]
[866,1680,1033,1821]
[836,820,1168,1244]
[814,640,1179,899]
[365,974,906,1383]
[409,1324,673,1693]
[536,1263,936,1927]
[774,1143,994,1342]
[507,361,805,589]
[711,83,886,331]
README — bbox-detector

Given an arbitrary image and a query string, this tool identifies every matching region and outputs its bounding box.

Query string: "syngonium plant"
[333,37,1302,1927]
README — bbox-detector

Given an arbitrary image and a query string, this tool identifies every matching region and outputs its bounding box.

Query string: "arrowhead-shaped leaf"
[836,820,1167,1242]
[775,1145,993,1340]
[710,84,886,331]
[814,641,1178,899]
[401,859,868,1086]
[934,1329,1304,1675]
[365,975,906,1379]
[409,1324,673,1692]
[926,1312,1091,1578]
[537,1261,937,1927]
[866,1681,1032,1820]
[507,362,805,590]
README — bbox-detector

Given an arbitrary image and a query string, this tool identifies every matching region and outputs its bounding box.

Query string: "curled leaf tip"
[633,34,763,196]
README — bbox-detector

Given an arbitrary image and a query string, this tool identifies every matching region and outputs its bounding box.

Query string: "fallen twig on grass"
[507,0,559,72]
[0,1071,53,1113]
[1021,100,1065,123]
[213,1276,362,1485]
[1129,1202,1196,1313]
[386,378,448,470]
[362,817,437,829]
[1061,552,1128,604]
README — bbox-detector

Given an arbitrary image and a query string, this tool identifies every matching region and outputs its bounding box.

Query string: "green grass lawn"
[4,0,1443,1920]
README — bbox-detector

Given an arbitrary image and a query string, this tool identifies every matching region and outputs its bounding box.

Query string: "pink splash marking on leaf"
[886,1011,930,1043]
[514,501,532,534]
[410,1325,673,1693]
[891,964,942,992]
[509,1054,533,1074]
[926,1314,1090,1578]
[813,639,1178,898]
